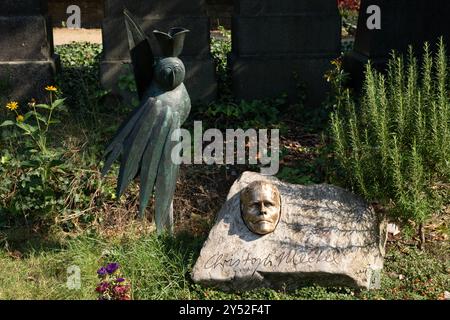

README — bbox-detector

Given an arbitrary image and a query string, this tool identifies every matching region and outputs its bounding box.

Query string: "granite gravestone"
[192,172,387,291]
[100,0,217,103]
[230,0,341,106]
[344,0,450,86]
[0,0,56,101]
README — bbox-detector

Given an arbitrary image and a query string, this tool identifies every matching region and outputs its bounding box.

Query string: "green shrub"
[210,26,232,98]
[331,39,450,230]
[340,8,359,38]
[55,42,108,118]
[196,98,286,130]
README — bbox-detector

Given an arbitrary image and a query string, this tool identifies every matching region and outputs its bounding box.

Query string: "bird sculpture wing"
[102,98,181,230]
[123,8,154,100]
[101,9,182,231]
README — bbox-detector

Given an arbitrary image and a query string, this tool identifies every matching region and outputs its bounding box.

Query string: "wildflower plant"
[1,86,66,156]
[96,263,131,300]
[0,86,68,220]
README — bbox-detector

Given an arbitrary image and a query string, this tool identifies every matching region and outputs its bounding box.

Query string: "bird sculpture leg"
[168,201,174,234]
[155,201,173,234]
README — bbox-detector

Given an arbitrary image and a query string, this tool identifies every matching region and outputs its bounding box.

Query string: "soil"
[53,28,102,45]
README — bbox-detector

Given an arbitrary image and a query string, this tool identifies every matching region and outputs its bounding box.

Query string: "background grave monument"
[192,172,387,291]
[230,0,341,106]
[0,0,56,101]
[344,0,450,86]
[100,0,217,103]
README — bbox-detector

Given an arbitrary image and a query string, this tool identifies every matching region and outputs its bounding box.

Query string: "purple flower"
[113,284,131,297]
[106,262,120,274]
[116,278,125,283]
[95,282,109,293]
[97,267,108,277]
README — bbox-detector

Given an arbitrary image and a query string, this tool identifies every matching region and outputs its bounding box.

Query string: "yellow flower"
[45,85,58,92]
[331,58,342,68]
[6,101,19,111]
[16,115,24,122]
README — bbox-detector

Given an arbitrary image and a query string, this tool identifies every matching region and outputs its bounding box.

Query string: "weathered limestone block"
[192,172,387,291]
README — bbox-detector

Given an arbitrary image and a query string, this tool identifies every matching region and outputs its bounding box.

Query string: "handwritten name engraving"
[204,247,342,276]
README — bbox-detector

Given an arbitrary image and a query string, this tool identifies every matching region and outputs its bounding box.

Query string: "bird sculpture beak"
[170,69,177,88]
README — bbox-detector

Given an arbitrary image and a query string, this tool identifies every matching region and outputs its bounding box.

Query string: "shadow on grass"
[161,230,206,261]
[0,225,65,258]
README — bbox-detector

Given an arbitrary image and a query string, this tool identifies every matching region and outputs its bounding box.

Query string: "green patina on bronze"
[102,9,191,233]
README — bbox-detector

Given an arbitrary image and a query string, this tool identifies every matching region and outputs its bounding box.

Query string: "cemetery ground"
[0,36,449,300]
[53,28,102,45]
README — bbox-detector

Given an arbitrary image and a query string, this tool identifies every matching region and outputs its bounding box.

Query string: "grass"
[0,230,448,300]
[0,237,100,299]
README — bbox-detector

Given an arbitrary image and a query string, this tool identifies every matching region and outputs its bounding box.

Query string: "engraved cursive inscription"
[204,247,342,276]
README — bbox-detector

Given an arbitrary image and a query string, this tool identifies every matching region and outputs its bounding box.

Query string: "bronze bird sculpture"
[102,9,191,232]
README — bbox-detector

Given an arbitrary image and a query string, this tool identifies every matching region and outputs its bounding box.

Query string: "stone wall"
[0,0,56,101]
[8,0,449,107]
[48,0,104,28]
[47,0,232,29]
[207,0,233,29]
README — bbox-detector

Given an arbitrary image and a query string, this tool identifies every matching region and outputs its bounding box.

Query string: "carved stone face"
[240,181,281,235]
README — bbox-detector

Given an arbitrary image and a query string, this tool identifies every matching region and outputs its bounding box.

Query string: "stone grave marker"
[192,171,387,291]
[230,0,341,106]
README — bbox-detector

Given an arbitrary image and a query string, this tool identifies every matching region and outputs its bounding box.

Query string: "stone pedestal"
[0,0,56,101]
[230,0,341,106]
[344,0,450,87]
[100,0,217,103]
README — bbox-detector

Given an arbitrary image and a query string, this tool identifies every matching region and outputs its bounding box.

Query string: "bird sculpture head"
[153,28,189,90]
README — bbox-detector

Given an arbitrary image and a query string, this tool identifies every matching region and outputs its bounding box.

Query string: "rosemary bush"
[331,39,450,229]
